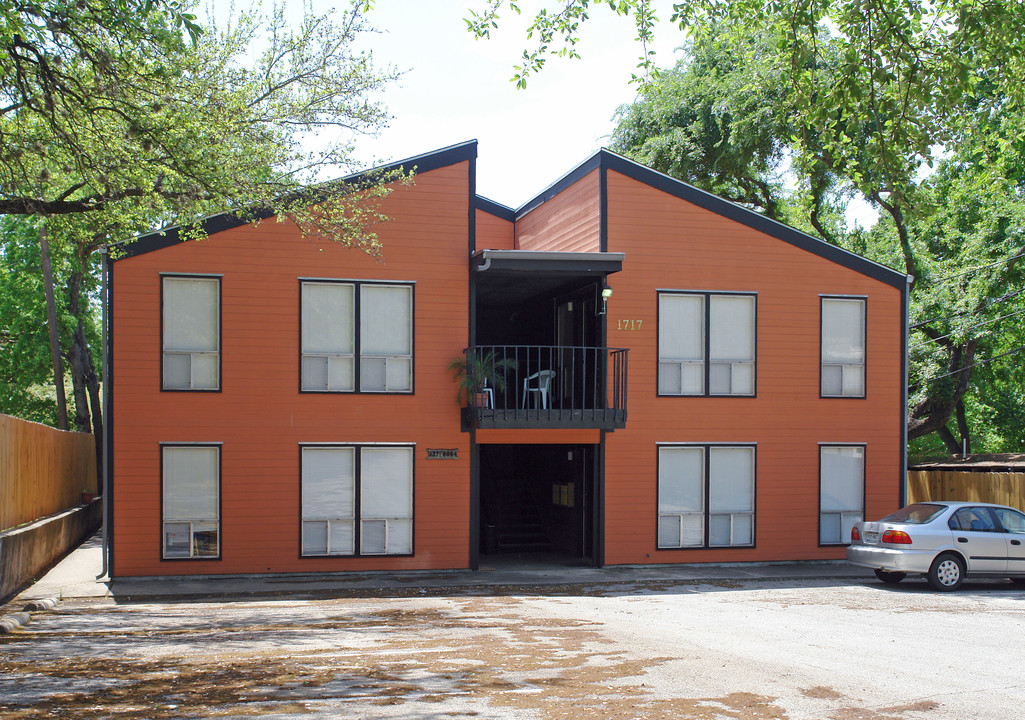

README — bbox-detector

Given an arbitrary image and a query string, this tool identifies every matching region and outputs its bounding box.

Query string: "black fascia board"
[598,150,908,290]
[113,140,480,261]
[472,249,624,275]
[475,196,516,222]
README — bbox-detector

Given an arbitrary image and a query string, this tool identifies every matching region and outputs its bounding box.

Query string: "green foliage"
[448,351,518,405]
[469,0,1025,452]
[0,215,98,425]
[1,0,403,249]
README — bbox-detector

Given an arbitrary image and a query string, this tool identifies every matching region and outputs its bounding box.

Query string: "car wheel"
[874,569,906,584]
[928,553,965,591]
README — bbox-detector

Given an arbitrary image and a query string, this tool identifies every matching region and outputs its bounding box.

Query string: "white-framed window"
[819,444,864,545]
[162,275,219,390]
[162,445,220,559]
[659,292,755,396]
[300,281,412,393]
[821,297,865,397]
[658,444,755,549]
[301,445,413,556]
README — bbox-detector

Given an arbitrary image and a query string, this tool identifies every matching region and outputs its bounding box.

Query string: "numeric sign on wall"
[426,449,458,460]
[616,320,643,331]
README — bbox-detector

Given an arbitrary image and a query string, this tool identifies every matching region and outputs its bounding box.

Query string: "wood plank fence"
[0,414,97,532]
[907,470,1025,511]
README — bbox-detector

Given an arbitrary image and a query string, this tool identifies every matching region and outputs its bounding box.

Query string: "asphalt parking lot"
[2,574,1023,720]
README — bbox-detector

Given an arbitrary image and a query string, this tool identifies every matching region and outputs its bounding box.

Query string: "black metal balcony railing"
[460,345,628,430]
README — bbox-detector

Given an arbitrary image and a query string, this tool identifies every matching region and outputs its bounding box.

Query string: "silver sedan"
[846,501,1025,591]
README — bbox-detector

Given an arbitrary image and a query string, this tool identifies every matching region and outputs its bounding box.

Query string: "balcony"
[458,345,628,431]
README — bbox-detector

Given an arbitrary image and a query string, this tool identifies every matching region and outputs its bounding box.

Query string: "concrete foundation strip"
[0,597,61,634]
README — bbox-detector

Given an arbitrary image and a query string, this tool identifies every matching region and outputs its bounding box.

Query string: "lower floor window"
[658,444,755,549]
[301,445,413,556]
[819,444,865,544]
[162,445,220,559]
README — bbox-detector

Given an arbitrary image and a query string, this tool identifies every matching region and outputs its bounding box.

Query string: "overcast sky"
[335,0,684,209]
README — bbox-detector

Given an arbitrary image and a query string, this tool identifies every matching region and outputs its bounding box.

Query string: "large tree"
[469,1,1025,453]
[1,0,402,470]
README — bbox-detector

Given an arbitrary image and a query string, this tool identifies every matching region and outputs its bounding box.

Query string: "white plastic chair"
[521,370,555,409]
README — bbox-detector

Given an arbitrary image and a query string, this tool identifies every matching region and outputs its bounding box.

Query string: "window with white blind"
[300,281,412,393]
[658,445,755,549]
[301,445,413,556]
[302,282,355,391]
[659,292,755,396]
[162,276,219,390]
[821,297,865,397]
[162,445,220,559]
[820,445,865,545]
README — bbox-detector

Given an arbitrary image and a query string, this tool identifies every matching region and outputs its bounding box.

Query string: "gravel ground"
[1,577,1022,719]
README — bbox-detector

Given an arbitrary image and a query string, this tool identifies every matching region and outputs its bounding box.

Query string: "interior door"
[556,289,596,408]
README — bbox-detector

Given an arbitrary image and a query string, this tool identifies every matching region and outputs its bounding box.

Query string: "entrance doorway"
[479,444,597,565]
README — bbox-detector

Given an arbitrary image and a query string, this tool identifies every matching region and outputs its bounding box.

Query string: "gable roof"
[479,148,908,292]
[114,140,479,260]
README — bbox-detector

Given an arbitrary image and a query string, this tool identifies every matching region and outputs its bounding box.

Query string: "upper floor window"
[301,281,413,393]
[657,444,755,549]
[821,297,865,397]
[658,292,755,396]
[162,275,220,391]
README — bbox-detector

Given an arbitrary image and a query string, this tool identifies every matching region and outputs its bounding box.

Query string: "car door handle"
[957,537,969,543]
[1012,540,1022,546]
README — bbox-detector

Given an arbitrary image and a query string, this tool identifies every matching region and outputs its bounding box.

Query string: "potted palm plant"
[448,349,517,408]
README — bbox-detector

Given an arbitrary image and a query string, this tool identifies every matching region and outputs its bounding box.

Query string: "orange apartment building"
[104,140,909,577]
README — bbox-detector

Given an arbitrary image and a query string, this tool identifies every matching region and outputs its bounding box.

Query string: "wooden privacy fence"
[0,414,97,532]
[907,470,1025,511]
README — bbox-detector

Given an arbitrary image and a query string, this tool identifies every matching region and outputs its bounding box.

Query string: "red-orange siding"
[601,170,903,565]
[476,209,514,250]
[516,170,600,253]
[111,163,472,577]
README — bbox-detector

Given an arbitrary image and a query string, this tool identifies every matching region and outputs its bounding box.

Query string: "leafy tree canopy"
[469,0,1025,453]
[1,0,401,251]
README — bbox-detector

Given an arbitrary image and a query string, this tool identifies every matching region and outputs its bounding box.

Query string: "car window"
[880,503,947,524]
[949,507,998,532]
[993,508,1025,534]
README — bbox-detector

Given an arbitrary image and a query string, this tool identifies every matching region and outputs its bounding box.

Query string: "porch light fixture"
[597,281,613,315]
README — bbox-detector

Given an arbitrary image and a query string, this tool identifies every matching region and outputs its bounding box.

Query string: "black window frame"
[299,443,416,558]
[656,443,757,550]
[159,442,223,561]
[160,273,223,393]
[819,295,867,399]
[818,443,866,546]
[298,279,415,395]
[656,290,758,398]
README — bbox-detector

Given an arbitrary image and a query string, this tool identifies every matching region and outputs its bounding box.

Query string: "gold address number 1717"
[616,320,643,330]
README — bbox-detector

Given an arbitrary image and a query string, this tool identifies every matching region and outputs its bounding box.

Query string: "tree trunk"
[39,221,69,430]
[66,253,104,482]
[955,399,971,456]
[937,425,962,455]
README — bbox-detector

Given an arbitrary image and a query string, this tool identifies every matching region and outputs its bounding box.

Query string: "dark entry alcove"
[479,444,595,561]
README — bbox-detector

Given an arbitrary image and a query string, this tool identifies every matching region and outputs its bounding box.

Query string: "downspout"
[900,274,913,508]
[98,246,110,580]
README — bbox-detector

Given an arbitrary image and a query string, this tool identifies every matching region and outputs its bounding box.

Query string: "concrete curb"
[0,597,61,634]
[22,597,59,612]
[0,611,31,633]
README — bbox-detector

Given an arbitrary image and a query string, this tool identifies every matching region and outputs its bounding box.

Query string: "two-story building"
[104,140,908,577]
